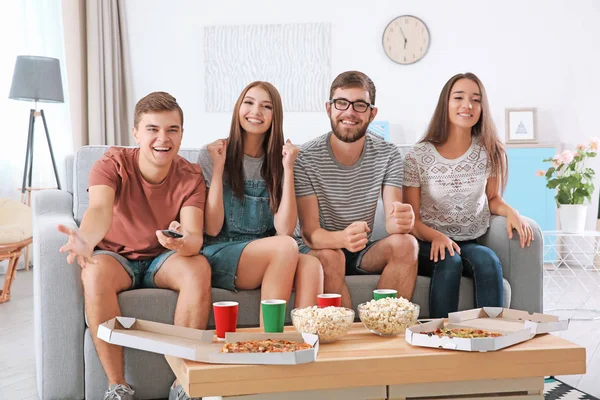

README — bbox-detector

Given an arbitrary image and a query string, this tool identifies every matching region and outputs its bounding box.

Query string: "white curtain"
[0,0,71,201]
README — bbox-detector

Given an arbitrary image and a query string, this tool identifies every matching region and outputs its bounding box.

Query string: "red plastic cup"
[317,293,342,308]
[213,301,239,339]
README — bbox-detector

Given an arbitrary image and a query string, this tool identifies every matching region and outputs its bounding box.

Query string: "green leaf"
[545,167,555,178]
[556,190,572,205]
[547,179,560,189]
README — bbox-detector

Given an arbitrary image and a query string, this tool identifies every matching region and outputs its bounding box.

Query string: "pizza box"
[485,308,569,334]
[405,307,567,352]
[97,317,319,365]
[447,307,569,335]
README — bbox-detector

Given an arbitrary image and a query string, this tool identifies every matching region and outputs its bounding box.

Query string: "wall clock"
[382,15,430,65]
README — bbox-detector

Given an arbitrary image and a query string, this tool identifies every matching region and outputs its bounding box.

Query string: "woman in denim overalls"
[199,82,323,318]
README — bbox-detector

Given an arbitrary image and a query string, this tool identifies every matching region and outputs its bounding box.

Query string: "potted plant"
[537,138,598,233]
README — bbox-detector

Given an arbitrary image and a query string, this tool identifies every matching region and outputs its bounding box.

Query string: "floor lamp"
[9,55,64,202]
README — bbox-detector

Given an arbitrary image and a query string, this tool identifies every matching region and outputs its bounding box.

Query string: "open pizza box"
[405,307,568,352]
[97,317,319,365]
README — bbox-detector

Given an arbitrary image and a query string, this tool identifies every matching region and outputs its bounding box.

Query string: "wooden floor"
[1,269,600,400]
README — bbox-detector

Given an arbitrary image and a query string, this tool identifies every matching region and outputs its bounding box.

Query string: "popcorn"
[291,306,355,343]
[358,297,420,336]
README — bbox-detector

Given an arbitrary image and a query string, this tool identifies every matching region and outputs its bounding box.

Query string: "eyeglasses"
[329,98,374,113]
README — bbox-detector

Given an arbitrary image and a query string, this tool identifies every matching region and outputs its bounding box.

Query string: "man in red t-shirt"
[58,92,209,400]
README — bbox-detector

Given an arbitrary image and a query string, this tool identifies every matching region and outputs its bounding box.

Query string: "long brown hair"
[225,81,284,212]
[421,72,508,194]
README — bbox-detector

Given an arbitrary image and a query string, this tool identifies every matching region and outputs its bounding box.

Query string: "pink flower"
[535,170,546,177]
[577,144,587,152]
[554,150,574,165]
[590,137,600,151]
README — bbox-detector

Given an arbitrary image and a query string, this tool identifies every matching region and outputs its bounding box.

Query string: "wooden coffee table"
[165,323,585,400]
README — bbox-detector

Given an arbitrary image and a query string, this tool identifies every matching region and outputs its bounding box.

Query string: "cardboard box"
[489,308,569,334]
[405,307,568,352]
[98,317,319,365]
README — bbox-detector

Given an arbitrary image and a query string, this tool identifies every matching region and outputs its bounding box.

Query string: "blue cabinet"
[503,146,557,232]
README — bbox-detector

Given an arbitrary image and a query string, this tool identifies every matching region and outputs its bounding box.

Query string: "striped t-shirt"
[294,132,403,242]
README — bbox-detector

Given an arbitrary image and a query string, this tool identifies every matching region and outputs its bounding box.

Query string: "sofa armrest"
[478,215,543,313]
[32,190,85,400]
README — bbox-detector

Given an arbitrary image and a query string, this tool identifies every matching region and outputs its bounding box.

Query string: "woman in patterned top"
[199,81,323,319]
[403,72,533,318]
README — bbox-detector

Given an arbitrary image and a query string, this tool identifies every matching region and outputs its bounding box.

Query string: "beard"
[330,117,369,143]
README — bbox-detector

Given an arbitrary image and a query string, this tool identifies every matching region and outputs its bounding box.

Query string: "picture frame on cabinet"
[505,107,538,144]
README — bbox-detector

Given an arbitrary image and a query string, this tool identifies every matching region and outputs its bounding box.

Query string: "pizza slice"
[221,339,313,353]
[422,327,503,338]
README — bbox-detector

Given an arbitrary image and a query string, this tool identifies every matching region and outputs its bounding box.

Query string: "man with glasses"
[294,70,418,308]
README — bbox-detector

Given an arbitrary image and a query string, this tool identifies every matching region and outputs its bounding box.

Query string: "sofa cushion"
[0,198,32,244]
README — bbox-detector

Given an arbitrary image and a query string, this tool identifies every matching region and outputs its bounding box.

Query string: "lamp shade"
[9,56,64,103]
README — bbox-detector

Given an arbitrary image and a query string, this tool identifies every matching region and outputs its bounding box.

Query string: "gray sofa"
[32,145,543,400]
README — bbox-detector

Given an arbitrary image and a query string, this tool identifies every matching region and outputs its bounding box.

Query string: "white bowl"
[291,306,355,343]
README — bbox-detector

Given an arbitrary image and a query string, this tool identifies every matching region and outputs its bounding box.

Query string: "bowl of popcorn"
[357,297,420,336]
[291,306,355,343]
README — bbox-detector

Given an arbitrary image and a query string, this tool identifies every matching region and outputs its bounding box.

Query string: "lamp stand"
[20,108,61,199]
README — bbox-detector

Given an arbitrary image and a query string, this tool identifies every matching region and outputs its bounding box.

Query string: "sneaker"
[169,381,201,400]
[104,383,135,400]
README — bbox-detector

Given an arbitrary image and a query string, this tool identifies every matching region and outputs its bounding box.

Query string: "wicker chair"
[0,198,32,303]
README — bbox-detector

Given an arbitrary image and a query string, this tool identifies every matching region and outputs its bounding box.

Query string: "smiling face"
[327,86,377,143]
[238,86,273,137]
[447,78,482,130]
[132,110,182,169]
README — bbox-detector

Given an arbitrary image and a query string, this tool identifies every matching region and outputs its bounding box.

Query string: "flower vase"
[559,204,587,233]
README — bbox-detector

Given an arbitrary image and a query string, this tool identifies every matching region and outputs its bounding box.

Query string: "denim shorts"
[92,250,176,289]
[298,240,379,275]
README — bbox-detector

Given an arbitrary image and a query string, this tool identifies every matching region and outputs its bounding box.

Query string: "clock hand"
[399,26,408,49]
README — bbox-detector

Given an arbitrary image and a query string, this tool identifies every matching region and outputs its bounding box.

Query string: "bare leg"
[81,255,132,386]
[235,236,299,324]
[360,234,418,300]
[154,254,212,329]
[308,249,352,308]
[293,254,323,308]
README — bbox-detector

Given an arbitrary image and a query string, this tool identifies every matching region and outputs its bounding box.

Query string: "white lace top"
[403,138,492,241]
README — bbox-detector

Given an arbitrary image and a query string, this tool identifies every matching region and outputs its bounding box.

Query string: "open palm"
[57,224,96,268]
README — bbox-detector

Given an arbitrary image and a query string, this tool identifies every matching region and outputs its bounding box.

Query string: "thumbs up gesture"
[386,201,414,234]
[282,139,299,170]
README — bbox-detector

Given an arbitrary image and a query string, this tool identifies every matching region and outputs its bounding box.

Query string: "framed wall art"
[505,107,538,144]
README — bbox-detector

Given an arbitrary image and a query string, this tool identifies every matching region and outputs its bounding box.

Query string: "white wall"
[123,0,600,227]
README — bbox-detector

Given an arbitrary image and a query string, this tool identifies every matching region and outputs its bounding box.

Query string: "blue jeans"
[417,239,504,318]
[92,249,176,289]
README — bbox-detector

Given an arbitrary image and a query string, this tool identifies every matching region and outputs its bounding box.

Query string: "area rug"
[545,377,599,399]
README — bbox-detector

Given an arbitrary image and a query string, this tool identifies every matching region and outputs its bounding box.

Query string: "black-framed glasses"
[329,98,374,113]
